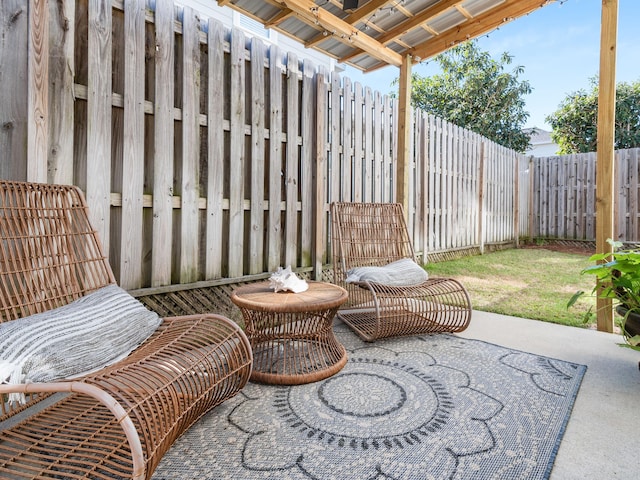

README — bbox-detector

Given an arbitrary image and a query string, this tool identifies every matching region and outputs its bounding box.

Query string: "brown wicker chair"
[331,202,472,341]
[0,181,252,480]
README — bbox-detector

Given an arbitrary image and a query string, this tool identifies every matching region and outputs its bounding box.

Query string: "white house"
[523,128,559,157]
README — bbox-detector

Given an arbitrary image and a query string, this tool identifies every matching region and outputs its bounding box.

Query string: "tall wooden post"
[396,55,412,217]
[595,0,618,333]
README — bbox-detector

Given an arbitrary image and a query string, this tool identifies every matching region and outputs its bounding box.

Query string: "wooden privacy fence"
[530,148,640,243]
[1,0,524,291]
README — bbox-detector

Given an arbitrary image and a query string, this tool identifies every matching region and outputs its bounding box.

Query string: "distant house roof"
[523,128,553,145]
[523,128,558,157]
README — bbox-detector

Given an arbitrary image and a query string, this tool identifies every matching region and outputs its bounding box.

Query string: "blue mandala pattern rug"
[152,322,586,480]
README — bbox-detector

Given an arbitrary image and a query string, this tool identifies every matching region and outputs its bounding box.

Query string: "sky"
[345,0,640,130]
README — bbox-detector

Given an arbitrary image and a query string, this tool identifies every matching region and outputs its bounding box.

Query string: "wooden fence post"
[478,142,486,254]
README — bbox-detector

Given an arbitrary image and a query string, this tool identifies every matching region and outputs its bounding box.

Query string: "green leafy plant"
[568,239,640,350]
[396,40,533,152]
[547,77,640,154]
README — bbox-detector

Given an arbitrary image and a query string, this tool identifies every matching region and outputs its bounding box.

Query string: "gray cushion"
[0,284,162,386]
[345,258,428,286]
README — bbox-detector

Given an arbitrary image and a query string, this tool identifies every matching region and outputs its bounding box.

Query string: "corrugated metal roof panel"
[398,28,434,47]
[318,36,360,58]
[427,8,467,34]
[278,17,320,43]
[462,0,508,17]
[232,0,280,22]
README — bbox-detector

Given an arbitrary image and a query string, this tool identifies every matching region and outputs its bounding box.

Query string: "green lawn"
[425,247,597,328]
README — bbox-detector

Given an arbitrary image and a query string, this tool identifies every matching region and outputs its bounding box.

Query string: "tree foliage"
[546,78,640,154]
[406,41,533,152]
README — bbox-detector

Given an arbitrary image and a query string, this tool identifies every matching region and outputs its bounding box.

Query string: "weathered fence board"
[151,0,175,286]
[227,26,244,279]
[119,0,145,289]
[1,1,29,181]
[249,36,265,275]
[177,6,200,284]
[300,59,315,266]
[267,45,283,273]
[86,0,113,253]
[285,52,299,268]
[27,0,48,183]
[205,16,224,281]
[48,0,75,184]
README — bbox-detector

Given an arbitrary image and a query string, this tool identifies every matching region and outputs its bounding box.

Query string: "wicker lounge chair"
[331,202,472,341]
[0,181,252,479]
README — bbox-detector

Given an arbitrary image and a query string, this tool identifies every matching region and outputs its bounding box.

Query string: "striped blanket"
[0,285,161,402]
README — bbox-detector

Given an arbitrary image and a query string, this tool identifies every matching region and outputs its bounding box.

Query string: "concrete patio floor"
[460,311,640,480]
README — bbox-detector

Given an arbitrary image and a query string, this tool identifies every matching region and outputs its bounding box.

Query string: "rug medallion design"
[153,322,586,480]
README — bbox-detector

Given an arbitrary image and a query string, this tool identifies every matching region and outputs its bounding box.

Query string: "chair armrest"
[0,381,146,480]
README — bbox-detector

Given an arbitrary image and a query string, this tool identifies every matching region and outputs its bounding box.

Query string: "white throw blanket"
[345,258,429,286]
[0,285,162,404]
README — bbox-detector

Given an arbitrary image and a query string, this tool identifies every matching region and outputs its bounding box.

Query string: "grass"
[425,247,597,328]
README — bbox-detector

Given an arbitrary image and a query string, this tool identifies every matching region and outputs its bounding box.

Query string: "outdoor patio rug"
[152,321,586,480]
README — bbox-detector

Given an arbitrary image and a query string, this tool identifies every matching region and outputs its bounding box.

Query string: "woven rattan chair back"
[0,181,114,323]
[331,202,416,281]
[331,202,472,341]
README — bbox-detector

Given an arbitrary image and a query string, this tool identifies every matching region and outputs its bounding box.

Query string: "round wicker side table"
[231,281,348,385]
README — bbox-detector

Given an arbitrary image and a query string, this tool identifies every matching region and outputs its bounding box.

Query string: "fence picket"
[228,28,245,278]
[177,7,201,283]
[268,46,283,272]
[363,87,373,202]
[205,17,224,280]
[300,59,315,266]
[249,36,266,274]
[151,0,175,286]
[630,149,639,239]
[48,0,74,184]
[119,0,145,289]
[342,76,353,201]
[353,82,364,202]
[330,73,341,202]
[86,0,113,253]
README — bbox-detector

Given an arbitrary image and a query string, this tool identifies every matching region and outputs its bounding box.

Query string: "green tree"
[404,40,532,152]
[546,77,640,154]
